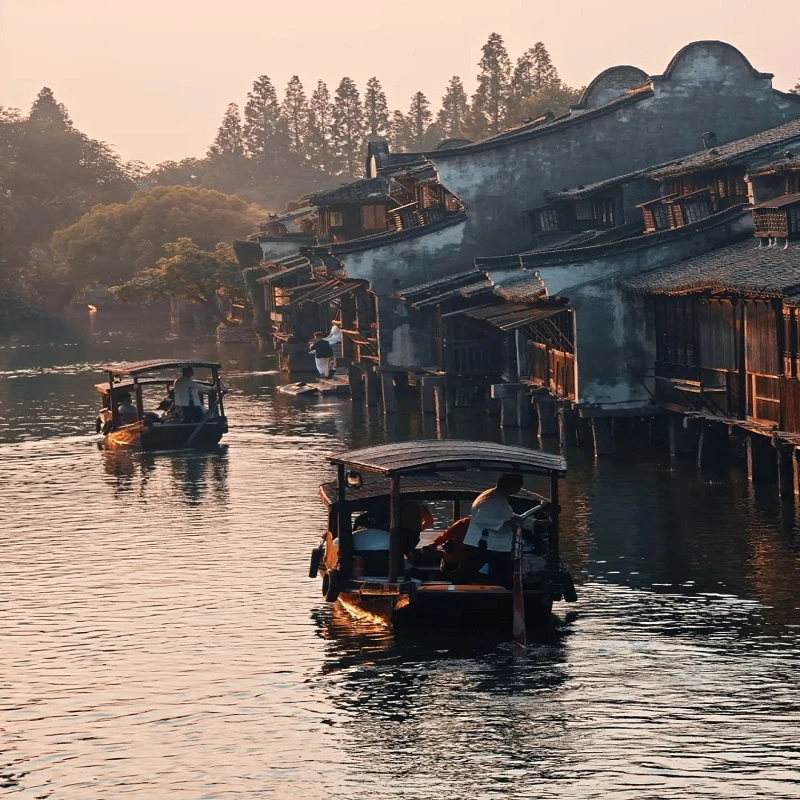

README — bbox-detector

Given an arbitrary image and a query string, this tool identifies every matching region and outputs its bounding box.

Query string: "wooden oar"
[184,397,219,449]
[511,527,527,649]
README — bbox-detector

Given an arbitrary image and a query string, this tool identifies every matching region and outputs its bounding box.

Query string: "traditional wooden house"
[638,119,800,233]
[624,215,800,432]
[310,177,393,243]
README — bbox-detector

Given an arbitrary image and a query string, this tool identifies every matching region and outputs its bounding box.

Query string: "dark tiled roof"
[375,152,427,176]
[330,212,467,255]
[310,176,390,206]
[749,149,800,176]
[647,120,800,180]
[396,270,481,301]
[429,88,654,158]
[547,170,651,201]
[622,239,800,296]
[490,273,548,304]
[752,193,800,210]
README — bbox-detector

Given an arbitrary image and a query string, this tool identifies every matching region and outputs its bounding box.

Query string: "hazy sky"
[2,0,799,166]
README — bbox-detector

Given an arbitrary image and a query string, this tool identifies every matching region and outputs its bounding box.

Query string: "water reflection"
[2,317,800,799]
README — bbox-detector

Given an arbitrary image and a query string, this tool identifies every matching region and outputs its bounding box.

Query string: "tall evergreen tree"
[281,75,309,158]
[407,92,432,150]
[29,87,71,127]
[389,109,412,151]
[470,32,512,138]
[437,76,470,139]
[243,75,282,159]
[508,42,560,125]
[364,77,390,140]
[209,103,244,156]
[331,77,365,177]
[792,78,800,94]
[307,80,335,173]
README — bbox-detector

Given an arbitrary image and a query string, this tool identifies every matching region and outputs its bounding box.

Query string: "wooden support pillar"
[492,384,531,428]
[591,417,613,457]
[697,421,730,472]
[777,445,798,501]
[536,395,558,438]
[669,415,697,458]
[747,433,777,483]
[433,384,447,421]
[557,407,578,447]
[381,372,397,414]
[364,368,380,407]
[420,382,435,414]
[347,363,364,401]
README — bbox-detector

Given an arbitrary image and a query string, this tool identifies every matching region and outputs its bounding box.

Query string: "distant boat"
[95,359,228,450]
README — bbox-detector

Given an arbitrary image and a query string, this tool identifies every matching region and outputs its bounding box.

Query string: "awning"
[462,303,567,331]
[257,262,313,284]
[291,279,368,307]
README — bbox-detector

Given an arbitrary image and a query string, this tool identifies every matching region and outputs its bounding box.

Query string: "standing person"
[309,332,334,380]
[452,473,526,587]
[324,322,342,378]
[172,366,212,423]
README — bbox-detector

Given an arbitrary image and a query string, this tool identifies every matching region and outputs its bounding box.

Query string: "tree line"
[153,34,583,202]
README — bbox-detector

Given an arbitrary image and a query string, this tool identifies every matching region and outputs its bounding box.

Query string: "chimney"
[702,131,717,150]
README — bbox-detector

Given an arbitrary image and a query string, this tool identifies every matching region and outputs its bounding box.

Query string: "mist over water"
[2,309,799,799]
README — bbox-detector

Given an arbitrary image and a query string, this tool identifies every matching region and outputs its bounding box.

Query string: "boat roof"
[94,377,174,394]
[102,359,221,376]
[319,474,545,507]
[329,440,566,478]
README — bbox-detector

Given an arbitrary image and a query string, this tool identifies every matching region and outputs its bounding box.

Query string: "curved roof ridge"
[655,40,773,81]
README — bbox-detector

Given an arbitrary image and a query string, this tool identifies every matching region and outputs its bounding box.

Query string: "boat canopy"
[94,377,174,394]
[329,440,566,478]
[102,359,222,377]
[319,473,545,507]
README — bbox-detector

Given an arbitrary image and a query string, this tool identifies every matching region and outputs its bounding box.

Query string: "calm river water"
[2,309,800,800]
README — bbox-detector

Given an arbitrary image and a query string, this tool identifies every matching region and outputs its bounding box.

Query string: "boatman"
[309,332,334,380]
[172,366,213,423]
[452,473,526,587]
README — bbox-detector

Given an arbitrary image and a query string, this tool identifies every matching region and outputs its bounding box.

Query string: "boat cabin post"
[336,464,352,579]
[133,378,144,419]
[108,371,119,427]
[549,472,560,564]
[211,366,224,417]
[388,475,402,583]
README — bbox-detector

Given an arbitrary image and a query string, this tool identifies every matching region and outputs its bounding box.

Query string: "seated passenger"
[428,516,471,577]
[116,392,139,425]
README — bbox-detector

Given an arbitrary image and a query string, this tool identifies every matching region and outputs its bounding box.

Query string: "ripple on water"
[1,332,800,799]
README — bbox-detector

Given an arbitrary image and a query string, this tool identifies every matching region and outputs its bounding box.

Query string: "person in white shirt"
[172,366,212,423]
[453,473,525,587]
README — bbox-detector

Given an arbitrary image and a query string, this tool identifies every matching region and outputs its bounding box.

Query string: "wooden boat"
[95,359,228,450]
[309,440,577,630]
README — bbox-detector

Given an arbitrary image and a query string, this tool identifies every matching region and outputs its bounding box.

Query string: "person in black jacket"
[309,331,334,378]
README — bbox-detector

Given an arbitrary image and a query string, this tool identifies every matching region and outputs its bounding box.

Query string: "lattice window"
[753,209,789,237]
[789,208,800,235]
[574,201,593,220]
[328,211,343,227]
[785,174,800,194]
[537,208,562,232]
[360,204,387,231]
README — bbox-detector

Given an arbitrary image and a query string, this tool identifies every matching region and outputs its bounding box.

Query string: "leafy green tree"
[364,77,390,140]
[0,97,132,291]
[407,91,432,150]
[307,80,335,173]
[209,103,244,156]
[52,185,263,288]
[281,75,309,157]
[29,86,72,127]
[470,32,512,138]
[331,77,365,176]
[112,238,243,326]
[437,77,470,140]
[145,158,204,187]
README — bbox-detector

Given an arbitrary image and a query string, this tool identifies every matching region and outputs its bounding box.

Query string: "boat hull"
[103,420,227,451]
[337,584,556,629]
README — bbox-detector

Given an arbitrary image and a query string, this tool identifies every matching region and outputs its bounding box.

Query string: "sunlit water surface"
[1,311,799,799]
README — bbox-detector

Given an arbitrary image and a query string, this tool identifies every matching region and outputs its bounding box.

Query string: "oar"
[184,396,219,449]
[511,527,527,649]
